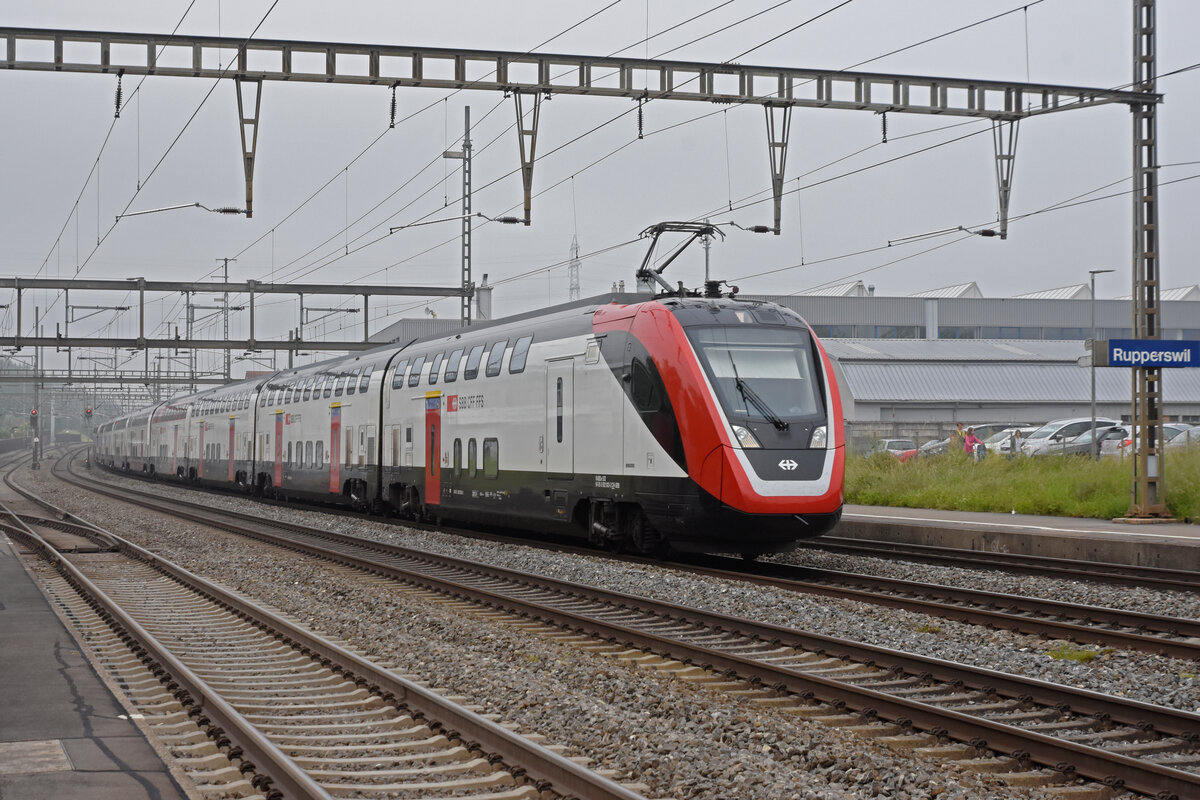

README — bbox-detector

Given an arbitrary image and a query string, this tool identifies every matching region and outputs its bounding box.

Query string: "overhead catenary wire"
[264,1,1085,337]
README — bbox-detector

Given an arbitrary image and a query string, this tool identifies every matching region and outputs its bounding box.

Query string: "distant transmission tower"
[567,235,581,302]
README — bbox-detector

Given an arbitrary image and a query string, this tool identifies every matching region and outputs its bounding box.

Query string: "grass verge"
[845,447,1200,522]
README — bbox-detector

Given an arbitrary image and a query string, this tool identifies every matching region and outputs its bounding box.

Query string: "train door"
[546,360,575,474]
[424,392,441,506]
[172,425,179,476]
[198,423,206,478]
[274,411,284,487]
[228,418,236,481]
[329,404,341,493]
[404,424,413,466]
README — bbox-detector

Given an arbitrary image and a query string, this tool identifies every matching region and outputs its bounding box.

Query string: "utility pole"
[217,258,236,382]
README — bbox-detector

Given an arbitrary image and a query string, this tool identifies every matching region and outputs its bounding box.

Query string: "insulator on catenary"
[390,86,397,129]
[212,207,246,215]
[637,97,644,140]
[881,111,887,144]
[114,74,123,119]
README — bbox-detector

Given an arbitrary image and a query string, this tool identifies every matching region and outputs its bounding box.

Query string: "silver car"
[1021,417,1120,457]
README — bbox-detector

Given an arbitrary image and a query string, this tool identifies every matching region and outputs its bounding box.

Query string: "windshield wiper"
[728,353,788,431]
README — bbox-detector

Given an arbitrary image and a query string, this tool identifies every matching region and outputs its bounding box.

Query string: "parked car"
[983,426,1038,455]
[870,438,919,462]
[1167,427,1199,449]
[1021,417,1120,457]
[1039,424,1128,457]
[920,437,949,456]
[1108,423,1197,456]
[968,423,1031,442]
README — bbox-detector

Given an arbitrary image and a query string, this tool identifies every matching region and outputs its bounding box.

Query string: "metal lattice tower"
[1129,0,1167,516]
[568,236,581,302]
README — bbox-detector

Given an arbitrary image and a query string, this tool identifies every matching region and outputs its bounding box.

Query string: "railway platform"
[840,504,1200,571]
[0,534,191,800]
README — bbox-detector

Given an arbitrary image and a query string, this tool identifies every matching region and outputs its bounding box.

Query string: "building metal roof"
[839,362,1200,404]
[826,339,1200,406]
[798,280,870,297]
[1118,285,1200,302]
[822,339,1082,363]
[1014,284,1091,300]
[908,281,983,299]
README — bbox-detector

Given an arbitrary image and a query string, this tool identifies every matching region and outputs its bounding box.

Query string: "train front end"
[599,296,844,555]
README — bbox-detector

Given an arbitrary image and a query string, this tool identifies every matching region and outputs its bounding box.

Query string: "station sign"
[1093,339,1199,368]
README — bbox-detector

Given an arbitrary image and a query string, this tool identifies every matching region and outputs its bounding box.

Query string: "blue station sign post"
[1097,340,1200,368]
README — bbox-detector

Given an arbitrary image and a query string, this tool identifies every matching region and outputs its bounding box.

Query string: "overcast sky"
[2,0,1197,374]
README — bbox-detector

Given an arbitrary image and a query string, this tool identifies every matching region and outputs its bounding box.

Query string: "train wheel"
[629,510,666,557]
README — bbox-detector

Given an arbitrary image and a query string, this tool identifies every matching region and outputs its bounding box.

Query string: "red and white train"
[95,290,844,556]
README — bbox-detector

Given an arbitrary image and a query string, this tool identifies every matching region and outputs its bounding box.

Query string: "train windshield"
[687,326,824,423]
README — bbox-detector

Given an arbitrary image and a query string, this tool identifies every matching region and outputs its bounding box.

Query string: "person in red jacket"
[963,426,982,459]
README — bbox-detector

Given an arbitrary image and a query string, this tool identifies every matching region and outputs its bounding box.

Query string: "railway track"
[50,454,1200,798]
[797,536,1200,594]
[2,465,648,800]
[75,452,1200,661]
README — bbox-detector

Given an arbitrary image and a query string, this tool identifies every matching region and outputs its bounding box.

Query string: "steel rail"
[16,456,648,800]
[680,556,1200,660]
[799,537,1200,593]
[54,458,1200,799]
[0,500,333,800]
[74,454,1200,659]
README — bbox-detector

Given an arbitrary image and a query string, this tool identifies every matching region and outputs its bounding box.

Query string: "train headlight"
[810,425,827,449]
[731,425,762,449]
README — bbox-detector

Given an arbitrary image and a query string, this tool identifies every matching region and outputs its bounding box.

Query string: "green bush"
[845,447,1200,522]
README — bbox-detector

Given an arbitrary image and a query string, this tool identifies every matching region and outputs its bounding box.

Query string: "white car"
[1021,417,1120,457]
[1107,423,1197,456]
[984,426,1037,455]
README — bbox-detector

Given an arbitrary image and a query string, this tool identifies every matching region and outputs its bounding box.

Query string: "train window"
[428,353,444,385]
[464,345,485,380]
[302,378,312,401]
[334,375,347,397]
[287,441,293,466]
[323,376,333,399]
[509,335,533,373]
[428,425,437,475]
[346,367,361,395]
[453,438,462,477]
[408,355,426,387]
[468,438,477,477]
[405,426,412,444]
[485,340,508,377]
[585,339,601,364]
[359,366,373,393]
[443,348,464,382]
[391,359,409,389]
[483,438,499,479]
[630,359,661,411]
[556,377,564,442]
[305,441,313,468]
[315,441,324,469]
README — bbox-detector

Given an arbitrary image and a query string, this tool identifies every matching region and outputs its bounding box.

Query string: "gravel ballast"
[21,462,1174,798]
